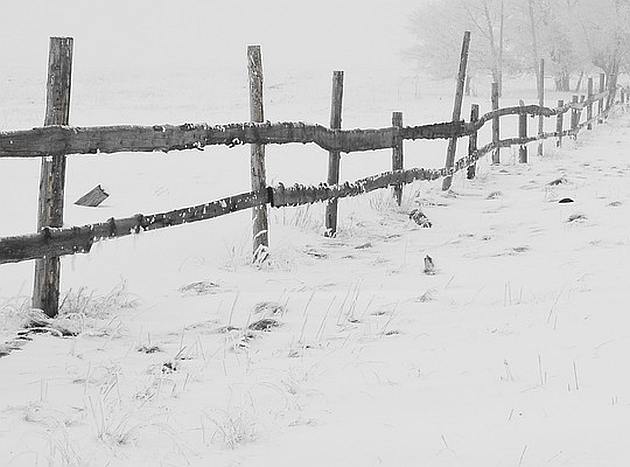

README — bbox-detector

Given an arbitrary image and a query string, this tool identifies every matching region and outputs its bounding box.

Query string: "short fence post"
[247,45,269,263]
[598,73,605,123]
[324,70,344,236]
[579,95,586,125]
[587,77,594,130]
[556,99,564,147]
[571,95,579,135]
[537,58,545,156]
[621,88,626,106]
[442,30,471,191]
[32,37,74,318]
[466,104,479,179]
[519,100,528,163]
[391,111,404,205]
[491,81,500,164]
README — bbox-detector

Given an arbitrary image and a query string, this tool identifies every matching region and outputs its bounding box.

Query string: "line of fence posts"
[13,36,625,318]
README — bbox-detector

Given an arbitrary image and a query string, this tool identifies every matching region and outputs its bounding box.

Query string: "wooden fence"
[0,34,627,317]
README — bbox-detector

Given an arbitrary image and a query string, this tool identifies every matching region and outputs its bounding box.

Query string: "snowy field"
[2,1,630,466]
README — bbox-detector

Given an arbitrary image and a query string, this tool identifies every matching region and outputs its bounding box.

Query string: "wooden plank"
[247,45,269,263]
[1,190,269,265]
[0,120,470,158]
[391,111,404,205]
[466,104,479,179]
[556,100,564,147]
[324,71,344,237]
[491,82,500,164]
[537,59,544,156]
[519,100,528,163]
[32,37,73,318]
[442,31,471,191]
[587,77,594,130]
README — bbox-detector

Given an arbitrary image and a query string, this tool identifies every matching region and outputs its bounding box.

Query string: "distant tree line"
[407,0,630,95]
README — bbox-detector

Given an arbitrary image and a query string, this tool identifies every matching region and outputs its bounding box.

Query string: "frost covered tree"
[407,0,515,95]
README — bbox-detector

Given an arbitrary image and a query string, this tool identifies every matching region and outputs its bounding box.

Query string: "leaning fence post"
[587,77,594,130]
[556,99,564,147]
[537,58,545,156]
[324,70,344,236]
[247,45,269,263]
[571,95,579,135]
[391,111,404,205]
[518,100,528,163]
[598,73,605,123]
[466,104,479,180]
[442,30,471,191]
[491,81,500,164]
[32,37,73,318]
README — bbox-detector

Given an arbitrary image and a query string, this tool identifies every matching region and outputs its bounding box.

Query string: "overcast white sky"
[0,0,419,74]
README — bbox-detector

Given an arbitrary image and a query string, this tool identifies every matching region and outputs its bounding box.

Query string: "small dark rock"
[409,209,432,228]
[558,198,574,204]
[248,318,281,332]
[423,255,436,275]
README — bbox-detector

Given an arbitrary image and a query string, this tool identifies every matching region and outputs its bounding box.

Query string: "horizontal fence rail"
[1,32,627,318]
[0,90,613,160]
[0,98,621,267]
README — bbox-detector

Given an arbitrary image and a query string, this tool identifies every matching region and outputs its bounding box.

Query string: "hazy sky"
[0,0,419,73]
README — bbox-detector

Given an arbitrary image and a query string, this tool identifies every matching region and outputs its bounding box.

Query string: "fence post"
[587,77,594,130]
[324,70,344,236]
[556,99,564,147]
[491,81,500,164]
[598,73,605,123]
[579,95,586,126]
[537,58,545,157]
[247,45,269,263]
[442,30,471,191]
[391,111,404,205]
[571,95,579,135]
[32,37,73,318]
[519,100,528,163]
[466,104,479,179]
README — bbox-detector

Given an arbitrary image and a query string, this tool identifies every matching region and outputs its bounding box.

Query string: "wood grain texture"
[491,82,500,164]
[33,37,73,317]
[391,111,404,205]
[248,45,269,261]
[324,71,344,237]
[442,31,471,191]
[466,104,479,180]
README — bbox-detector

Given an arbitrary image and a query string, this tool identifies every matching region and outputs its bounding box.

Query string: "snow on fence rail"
[0,34,627,317]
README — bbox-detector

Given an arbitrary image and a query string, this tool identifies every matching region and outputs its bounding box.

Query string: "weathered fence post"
[442,30,471,191]
[466,104,479,180]
[579,95,586,126]
[324,70,344,236]
[537,59,545,157]
[32,37,73,318]
[556,99,564,147]
[598,73,605,123]
[247,45,269,263]
[391,111,404,205]
[587,77,594,130]
[518,100,528,163]
[491,81,500,164]
[571,95,579,135]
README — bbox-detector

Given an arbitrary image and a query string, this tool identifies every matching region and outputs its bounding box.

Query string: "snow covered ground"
[1,68,630,464]
[1,3,630,463]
